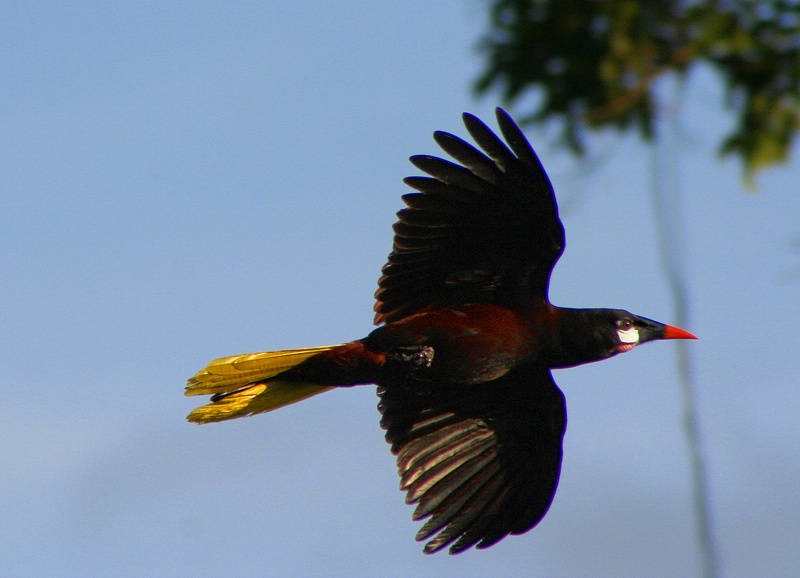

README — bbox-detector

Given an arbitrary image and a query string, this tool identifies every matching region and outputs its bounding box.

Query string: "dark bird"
[185,109,697,554]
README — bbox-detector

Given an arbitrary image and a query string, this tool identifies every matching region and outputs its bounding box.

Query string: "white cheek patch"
[617,327,639,344]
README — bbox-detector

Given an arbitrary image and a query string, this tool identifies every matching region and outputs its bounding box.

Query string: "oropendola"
[185,109,697,554]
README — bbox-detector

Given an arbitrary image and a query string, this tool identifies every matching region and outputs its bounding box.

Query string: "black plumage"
[186,108,697,555]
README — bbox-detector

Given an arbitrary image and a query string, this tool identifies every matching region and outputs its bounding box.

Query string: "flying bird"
[185,109,697,554]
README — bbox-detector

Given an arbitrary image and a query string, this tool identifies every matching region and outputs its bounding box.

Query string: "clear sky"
[3,3,799,577]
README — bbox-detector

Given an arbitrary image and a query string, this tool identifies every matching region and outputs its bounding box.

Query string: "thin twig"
[649,80,719,578]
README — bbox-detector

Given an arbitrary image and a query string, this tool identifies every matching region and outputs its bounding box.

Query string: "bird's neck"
[537,307,617,369]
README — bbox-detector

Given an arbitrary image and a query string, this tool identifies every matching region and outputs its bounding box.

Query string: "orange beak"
[663,325,698,340]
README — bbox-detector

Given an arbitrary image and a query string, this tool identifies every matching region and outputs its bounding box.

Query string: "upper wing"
[377,366,567,554]
[374,108,565,325]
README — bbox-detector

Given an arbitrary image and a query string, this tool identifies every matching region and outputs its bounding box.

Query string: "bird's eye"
[615,318,639,347]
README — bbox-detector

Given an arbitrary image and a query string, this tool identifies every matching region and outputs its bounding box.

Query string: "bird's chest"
[366,304,538,384]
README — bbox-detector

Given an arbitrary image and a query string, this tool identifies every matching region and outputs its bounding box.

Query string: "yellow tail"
[185,345,342,423]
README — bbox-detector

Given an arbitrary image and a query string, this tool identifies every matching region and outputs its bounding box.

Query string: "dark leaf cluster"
[475,0,800,176]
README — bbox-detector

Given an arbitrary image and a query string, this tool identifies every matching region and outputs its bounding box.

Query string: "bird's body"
[186,109,696,554]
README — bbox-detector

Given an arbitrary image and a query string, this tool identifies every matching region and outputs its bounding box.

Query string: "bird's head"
[606,310,697,354]
[550,308,697,368]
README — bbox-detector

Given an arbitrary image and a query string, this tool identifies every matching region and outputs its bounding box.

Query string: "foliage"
[475,0,800,177]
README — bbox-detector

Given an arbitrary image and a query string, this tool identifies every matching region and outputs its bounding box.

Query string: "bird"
[185,108,697,555]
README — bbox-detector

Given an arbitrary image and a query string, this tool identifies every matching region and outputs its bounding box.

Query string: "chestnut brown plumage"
[186,109,697,554]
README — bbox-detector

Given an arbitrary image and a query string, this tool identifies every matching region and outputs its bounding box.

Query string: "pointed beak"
[662,325,698,340]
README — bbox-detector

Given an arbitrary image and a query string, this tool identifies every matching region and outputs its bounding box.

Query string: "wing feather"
[374,109,564,325]
[378,367,567,554]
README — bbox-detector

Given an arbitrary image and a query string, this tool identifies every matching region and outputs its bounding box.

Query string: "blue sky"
[3,3,799,577]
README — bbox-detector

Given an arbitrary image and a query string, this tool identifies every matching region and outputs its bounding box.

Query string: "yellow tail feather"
[185,345,342,424]
[186,380,333,423]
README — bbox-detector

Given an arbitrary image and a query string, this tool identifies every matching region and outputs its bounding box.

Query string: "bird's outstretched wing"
[378,366,567,554]
[374,108,564,324]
